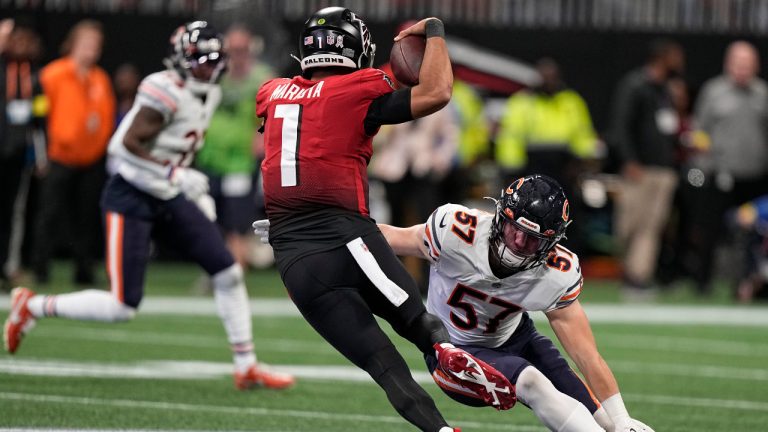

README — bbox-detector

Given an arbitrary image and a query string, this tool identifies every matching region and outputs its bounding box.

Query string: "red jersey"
[257,68,395,226]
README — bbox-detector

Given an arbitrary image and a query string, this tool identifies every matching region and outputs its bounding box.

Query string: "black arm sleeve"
[364,88,413,136]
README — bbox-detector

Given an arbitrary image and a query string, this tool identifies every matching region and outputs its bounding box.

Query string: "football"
[389,35,426,87]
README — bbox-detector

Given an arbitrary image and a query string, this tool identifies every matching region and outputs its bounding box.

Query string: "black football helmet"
[165,21,226,91]
[298,7,375,74]
[489,175,571,274]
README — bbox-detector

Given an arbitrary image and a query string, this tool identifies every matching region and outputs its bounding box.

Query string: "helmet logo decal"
[516,217,541,232]
[317,18,326,24]
[562,199,570,222]
[506,178,524,194]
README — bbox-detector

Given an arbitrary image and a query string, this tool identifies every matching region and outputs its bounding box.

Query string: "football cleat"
[434,343,516,410]
[234,364,295,390]
[4,287,37,354]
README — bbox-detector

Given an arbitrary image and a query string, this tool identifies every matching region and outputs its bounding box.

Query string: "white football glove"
[614,418,655,432]
[173,167,209,200]
[252,219,270,244]
[193,193,217,222]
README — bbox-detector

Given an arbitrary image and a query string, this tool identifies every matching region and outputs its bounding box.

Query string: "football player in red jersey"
[256,7,513,431]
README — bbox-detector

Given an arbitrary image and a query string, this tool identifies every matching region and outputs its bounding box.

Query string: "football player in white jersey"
[379,174,655,432]
[4,21,294,391]
[251,174,655,430]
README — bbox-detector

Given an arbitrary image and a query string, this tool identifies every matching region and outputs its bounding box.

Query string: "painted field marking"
[2,297,768,326]
[3,358,768,388]
[0,392,545,432]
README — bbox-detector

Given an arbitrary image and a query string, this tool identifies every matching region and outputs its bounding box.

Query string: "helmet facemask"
[489,211,565,274]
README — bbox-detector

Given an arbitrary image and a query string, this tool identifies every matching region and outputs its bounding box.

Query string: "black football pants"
[281,230,450,431]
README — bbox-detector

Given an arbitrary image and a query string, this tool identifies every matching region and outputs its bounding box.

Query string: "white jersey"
[108,70,222,199]
[422,203,583,348]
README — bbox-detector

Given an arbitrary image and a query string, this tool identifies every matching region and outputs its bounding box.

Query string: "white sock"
[27,289,136,321]
[212,264,256,372]
[516,366,603,432]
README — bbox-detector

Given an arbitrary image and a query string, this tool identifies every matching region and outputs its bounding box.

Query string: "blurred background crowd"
[2,0,768,303]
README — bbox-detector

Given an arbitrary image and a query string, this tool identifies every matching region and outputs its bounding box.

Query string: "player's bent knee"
[516,366,552,402]
[212,263,244,291]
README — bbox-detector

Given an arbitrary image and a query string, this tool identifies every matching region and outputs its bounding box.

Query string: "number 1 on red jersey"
[274,104,302,187]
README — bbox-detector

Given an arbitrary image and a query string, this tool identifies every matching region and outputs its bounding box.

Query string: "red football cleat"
[4,287,37,354]
[434,343,516,410]
[234,364,295,390]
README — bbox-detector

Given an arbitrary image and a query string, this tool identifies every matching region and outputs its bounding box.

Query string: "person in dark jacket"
[0,22,47,291]
[609,39,684,298]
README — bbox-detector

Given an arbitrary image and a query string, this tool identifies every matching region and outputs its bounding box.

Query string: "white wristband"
[601,393,630,423]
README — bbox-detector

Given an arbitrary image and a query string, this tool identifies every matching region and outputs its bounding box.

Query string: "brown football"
[389,35,426,87]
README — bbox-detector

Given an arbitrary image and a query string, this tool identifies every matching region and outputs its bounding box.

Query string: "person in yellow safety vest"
[452,80,490,167]
[495,58,599,254]
[495,58,598,185]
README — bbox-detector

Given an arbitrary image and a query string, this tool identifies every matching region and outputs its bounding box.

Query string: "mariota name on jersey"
[269,81,324,102]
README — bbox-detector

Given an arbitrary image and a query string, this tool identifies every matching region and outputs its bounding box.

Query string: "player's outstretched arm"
[378,223,429,259]
[546,300,655,432]
[396,18,452,118]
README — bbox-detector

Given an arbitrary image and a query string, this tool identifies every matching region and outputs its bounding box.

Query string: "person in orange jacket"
[34,20,115,285]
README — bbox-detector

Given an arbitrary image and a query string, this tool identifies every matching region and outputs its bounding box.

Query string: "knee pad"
[212,264,244,291]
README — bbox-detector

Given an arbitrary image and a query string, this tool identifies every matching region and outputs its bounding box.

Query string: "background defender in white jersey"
[379,175,655,432]
[4,21,294,391]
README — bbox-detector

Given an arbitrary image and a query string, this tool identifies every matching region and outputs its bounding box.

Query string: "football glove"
[193,193,217,222]
[172,167,209,200]
[614,418,655,432]
[252,219,270,244]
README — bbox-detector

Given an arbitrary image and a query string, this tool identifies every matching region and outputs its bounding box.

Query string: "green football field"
[1,262,767,431]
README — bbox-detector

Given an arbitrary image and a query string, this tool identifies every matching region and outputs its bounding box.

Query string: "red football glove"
[434,343,516,410]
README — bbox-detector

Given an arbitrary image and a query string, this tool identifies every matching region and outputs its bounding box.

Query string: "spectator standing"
[34,20,115,285]
[195,25,274,269]
[609,40,684,298]
[686,41,768,294]
[0,21,47,290]
[496,58,598,186]
[495,58,599,253]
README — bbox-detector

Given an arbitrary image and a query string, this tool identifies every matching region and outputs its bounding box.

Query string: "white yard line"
[2,296,768,326]
[3,357,768,388]
[0,392,545,431]
[1,386,767,419]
